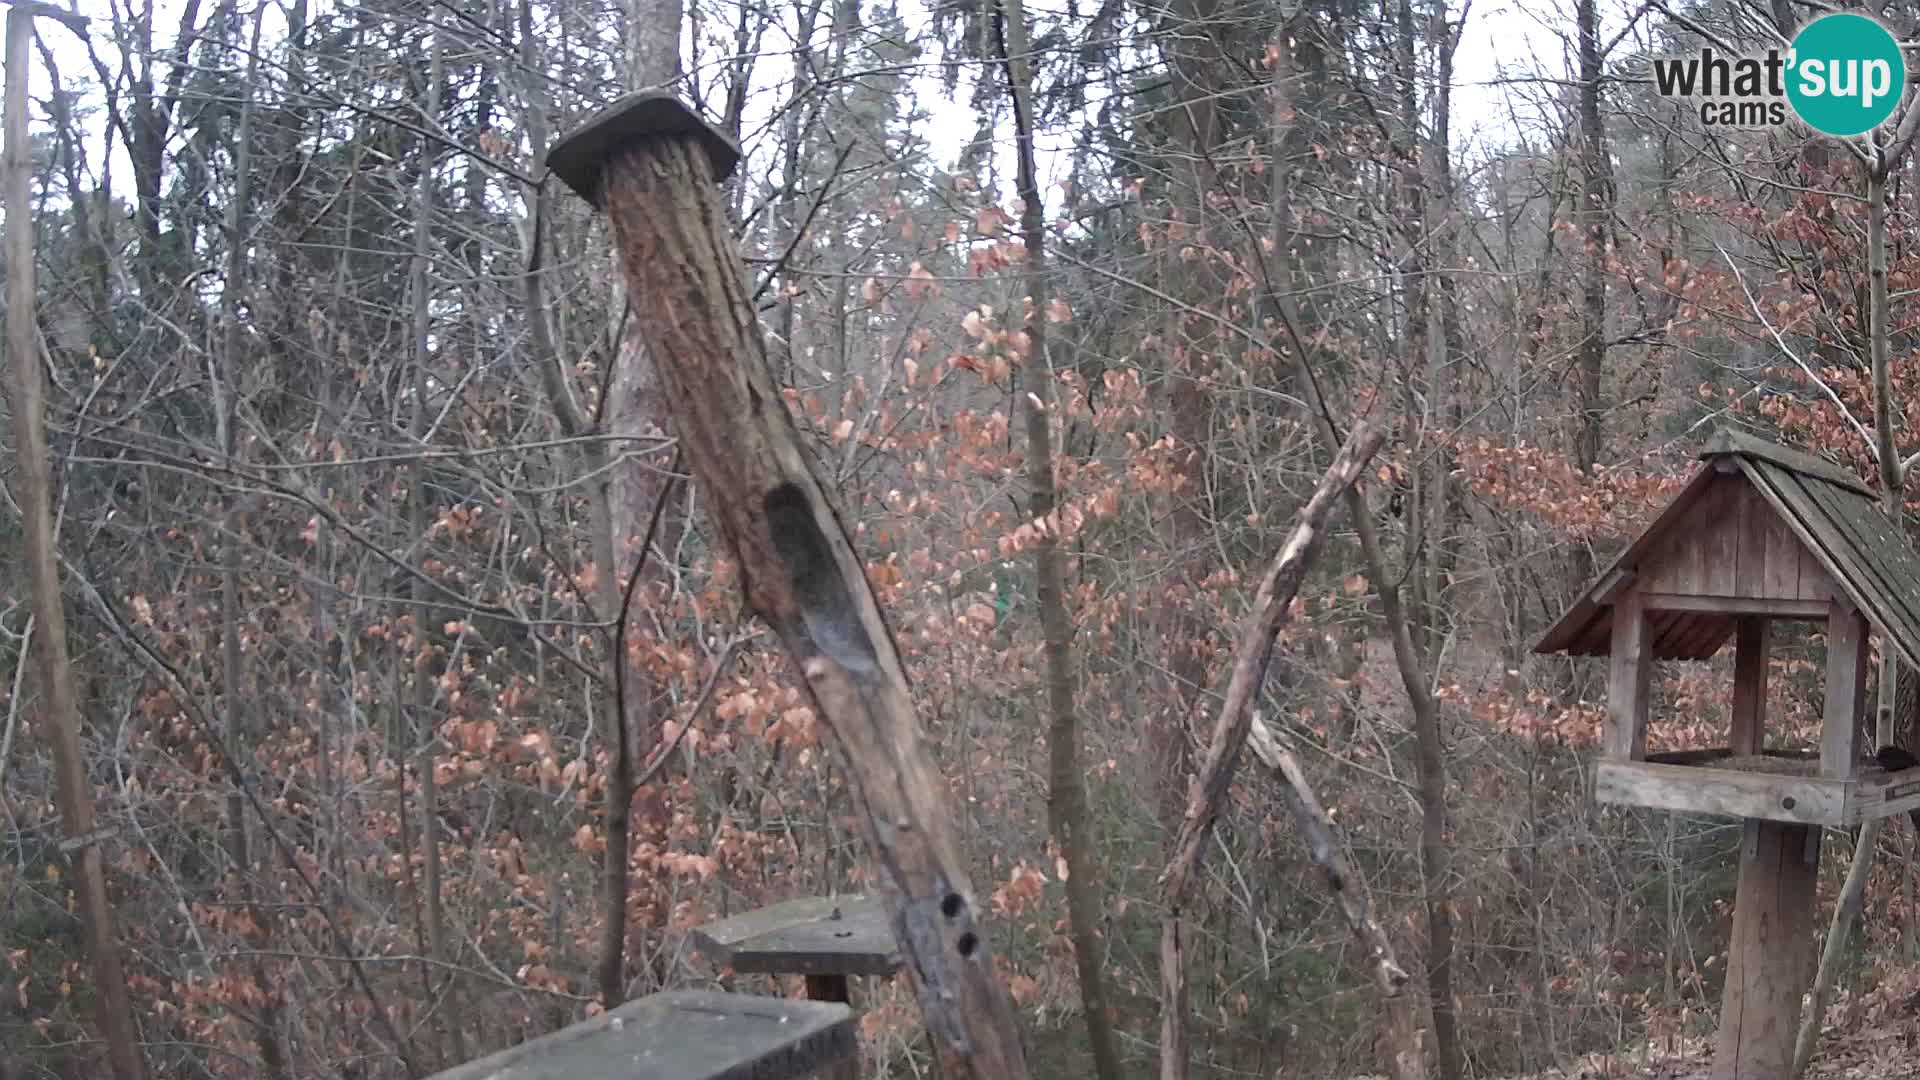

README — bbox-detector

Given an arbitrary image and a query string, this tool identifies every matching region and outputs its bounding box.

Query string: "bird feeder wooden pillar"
[1536,430,1920,1078]
[543,93,1029,1080]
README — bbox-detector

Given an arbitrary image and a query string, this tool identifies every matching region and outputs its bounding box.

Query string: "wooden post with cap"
[544,93,1032,1080]
[692,895,902,1080]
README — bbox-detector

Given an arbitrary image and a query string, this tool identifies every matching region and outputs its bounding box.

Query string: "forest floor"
[1550,967,1920,1079]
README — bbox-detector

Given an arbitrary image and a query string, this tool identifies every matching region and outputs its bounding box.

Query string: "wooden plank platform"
[426,990,854,1080]
[692,895,900,977]
[1596,751,1920,826]
[1847,763,1920,823]
[1597,759,1846,825]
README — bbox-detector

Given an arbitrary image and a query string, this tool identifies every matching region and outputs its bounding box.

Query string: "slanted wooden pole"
[3,9,145,1080]
[546,94,1030,1080]
[1713,819,1819,1080]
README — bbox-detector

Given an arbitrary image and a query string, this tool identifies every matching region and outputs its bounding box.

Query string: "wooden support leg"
[1822,605,1869,779]
[1712,820,1820,1080]
[1608,591,1652,760]
[805,974,851,1004]
[805,976,857,1080]
[1730,617,1768,756]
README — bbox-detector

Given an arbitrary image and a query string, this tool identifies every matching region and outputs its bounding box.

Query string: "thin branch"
[751,138,858,305]
[0,613,29,793]
[634,634,746,788]
[1714,240,1878,458]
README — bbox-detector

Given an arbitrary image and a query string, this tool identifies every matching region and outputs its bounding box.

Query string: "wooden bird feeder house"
[1535,428,1920,1077]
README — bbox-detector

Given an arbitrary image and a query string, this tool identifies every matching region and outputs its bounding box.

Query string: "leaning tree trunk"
[1158,422,1386,1080]
[547,96,1031,1080]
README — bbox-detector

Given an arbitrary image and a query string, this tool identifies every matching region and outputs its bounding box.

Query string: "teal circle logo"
[1787,13,1906,137]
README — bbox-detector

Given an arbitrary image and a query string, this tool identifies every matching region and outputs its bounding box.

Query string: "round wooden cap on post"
[544,91,741,208]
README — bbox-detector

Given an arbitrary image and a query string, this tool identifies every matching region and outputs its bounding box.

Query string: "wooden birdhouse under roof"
[1536,429,1920,1078]
[1535,428,1920,828]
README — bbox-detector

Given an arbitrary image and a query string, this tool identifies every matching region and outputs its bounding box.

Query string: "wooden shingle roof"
[1534,429,1920,670]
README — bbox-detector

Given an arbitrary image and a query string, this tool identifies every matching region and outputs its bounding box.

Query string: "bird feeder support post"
[1607,590,1651,760]
[803,975,856,1080]
[803,974,851,1004]
[1822,601,1869,780]
[1711,599,1869,1078]
[544,94,1030,1080]
[1711,819,1820,1079]
[1730,617,1768,756]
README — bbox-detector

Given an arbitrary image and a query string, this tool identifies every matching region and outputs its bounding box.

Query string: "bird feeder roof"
[1534,429,1920,670]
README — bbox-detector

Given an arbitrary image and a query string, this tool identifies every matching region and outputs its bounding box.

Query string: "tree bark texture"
[591,132,1031,1080]
[1574,0,1611,480]
[1157,420,1386,1080]
[997,0,1125,1075]
[1154,0,1225,832]
[3,11,148,1079]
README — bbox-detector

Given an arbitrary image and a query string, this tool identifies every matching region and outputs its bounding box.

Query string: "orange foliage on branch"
[1449,436,1690,539]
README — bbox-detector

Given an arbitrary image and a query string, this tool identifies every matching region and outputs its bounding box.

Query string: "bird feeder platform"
[691,895,902,1080]
[692,894,901,984]
[1597,747,1920,827]
[424,990,854,1080]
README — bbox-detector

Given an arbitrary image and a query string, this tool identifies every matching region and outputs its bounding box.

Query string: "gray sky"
[17,0,1578,225]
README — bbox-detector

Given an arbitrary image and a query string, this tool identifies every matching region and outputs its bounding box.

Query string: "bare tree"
[996,1,1123,1075]
[3,7,146,1078]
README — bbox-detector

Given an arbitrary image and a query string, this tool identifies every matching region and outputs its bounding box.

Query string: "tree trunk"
[601,0,686,1001]
[1574,0,1610,480]
[563,105,1033,1078]
[3,11,148,1078]
[997,2,1123,1076]
[1153,0,1225,834]
[408,23,461,1064]
[518,0,682,1005]
[213,10,289,1076]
